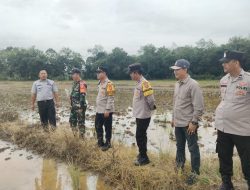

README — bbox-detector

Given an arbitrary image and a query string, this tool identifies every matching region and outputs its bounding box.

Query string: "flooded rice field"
[0,81,226,190]
[19,105,217,155]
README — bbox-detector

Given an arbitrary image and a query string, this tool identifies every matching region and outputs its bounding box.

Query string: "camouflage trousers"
[69,106,86,135]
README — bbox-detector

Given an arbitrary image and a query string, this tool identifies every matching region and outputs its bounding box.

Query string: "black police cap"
[71,68,81,74]
[96,66,108,74]
[219,50,244,63]
[127,63,143,74]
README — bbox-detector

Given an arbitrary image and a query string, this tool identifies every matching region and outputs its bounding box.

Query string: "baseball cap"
[170,59,190,70]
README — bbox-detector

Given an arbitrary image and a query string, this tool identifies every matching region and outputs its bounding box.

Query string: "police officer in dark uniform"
[215,50,250,190]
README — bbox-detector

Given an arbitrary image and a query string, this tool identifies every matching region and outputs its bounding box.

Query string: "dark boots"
[97,138,104,147]
[219,176,234,190]
[97,137,111,151]
[101,141,111,151]
[134,153,150,166]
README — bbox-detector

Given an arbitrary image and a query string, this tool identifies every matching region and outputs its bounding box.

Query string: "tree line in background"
[0,36,250,80]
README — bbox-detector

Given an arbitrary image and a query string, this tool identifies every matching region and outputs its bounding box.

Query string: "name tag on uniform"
[235,81,248,96]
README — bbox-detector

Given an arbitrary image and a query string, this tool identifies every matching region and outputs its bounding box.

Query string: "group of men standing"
[31,50,250,190]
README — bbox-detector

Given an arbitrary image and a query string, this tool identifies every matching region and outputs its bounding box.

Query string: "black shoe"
[219,176,234,190]
[43,126,49,133]
[219,182,234,190]
[80,132,85,139]
[134,156,150,166]
[71,127,78,137]
[134,153,141,162]
[101,142,111,151]
[97,141,104,147]
[185,172,198,185]
[50,126,56,132]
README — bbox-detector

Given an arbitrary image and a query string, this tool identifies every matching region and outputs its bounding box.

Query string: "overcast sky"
[0,0,250,55]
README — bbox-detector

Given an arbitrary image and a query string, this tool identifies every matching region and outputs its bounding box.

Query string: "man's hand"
[187,122,198,135]
[104,112,110,118]
[171,120,175,128]
[55,102,60,108]
[31,104,35,111]
[31,94,36,111]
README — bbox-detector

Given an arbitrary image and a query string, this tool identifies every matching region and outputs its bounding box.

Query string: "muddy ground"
[0,81,248,190]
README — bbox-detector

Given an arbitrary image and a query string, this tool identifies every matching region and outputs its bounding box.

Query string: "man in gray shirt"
[95,66,115,151]
[128,63,156,166]
[31,70,59,131]
[215,50,250,190]
[171,59,204,185]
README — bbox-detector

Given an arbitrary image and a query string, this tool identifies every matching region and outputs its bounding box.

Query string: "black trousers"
[95,113,113,144]
[136,118,151,157]
[216,130,250,183]
[37,99,56,127]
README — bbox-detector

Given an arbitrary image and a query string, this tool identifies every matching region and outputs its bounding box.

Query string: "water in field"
[19,106,217,154]
[0,140,110,190]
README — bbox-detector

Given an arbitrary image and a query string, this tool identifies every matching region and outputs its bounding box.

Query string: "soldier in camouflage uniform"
[69,68,87,138]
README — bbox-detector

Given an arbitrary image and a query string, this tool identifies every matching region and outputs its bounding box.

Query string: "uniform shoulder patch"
[106,81,115,96]
[80,80,87,94]
[142,80,153,96]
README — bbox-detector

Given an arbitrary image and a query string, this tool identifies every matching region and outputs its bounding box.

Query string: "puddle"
[19,106,217,154]
[0,140,110,190]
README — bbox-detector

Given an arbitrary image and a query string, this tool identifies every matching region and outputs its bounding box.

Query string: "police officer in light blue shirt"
[31,70,59,131]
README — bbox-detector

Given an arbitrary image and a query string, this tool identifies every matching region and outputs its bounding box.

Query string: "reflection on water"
[0,140,110,190]
[35,159,62,190]
[68,166,108,190]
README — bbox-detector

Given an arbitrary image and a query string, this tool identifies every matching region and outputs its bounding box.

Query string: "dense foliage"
[0,36,250,80]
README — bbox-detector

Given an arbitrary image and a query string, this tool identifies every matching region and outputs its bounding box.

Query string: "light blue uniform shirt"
[31,79,58,101]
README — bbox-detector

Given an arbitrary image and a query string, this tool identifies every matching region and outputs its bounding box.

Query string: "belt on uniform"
[38,99,53,103]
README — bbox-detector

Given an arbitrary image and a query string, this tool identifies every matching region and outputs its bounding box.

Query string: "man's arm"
[31,82,37,111]
[187,82,204,135]
[31,94,36,111]
[105,82,115,118]
[191,83,204,123]
[142,81,156,110]
[52,82,59,107]
[53,92,60,107]
[145,95,156,110]
[171,83,177,127]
